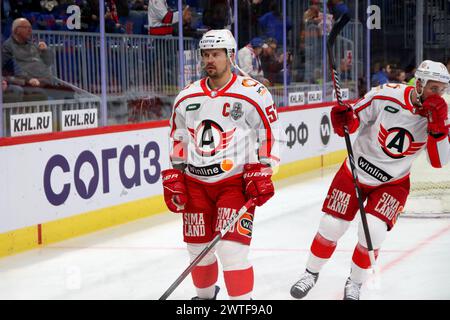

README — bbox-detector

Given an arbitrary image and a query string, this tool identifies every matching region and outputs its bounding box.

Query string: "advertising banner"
[0,125,169,232]
[10,112,53,137]
[61,109,98,131]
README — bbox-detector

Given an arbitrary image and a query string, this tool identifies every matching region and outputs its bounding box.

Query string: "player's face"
[201,49,229,79]
[422,80,448,99]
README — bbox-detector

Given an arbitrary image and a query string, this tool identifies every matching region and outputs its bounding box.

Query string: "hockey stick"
[326,11,377,271]
[159,198,255,300]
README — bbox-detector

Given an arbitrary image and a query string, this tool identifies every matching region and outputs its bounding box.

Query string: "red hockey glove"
[243,163,274,207]
[422,94,449,135]
[161,169,188,213]
[330,104,359,137]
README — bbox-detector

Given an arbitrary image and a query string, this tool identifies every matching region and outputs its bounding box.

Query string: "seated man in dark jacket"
[2,17,75,101]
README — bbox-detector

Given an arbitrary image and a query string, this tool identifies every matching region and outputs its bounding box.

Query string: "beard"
[205,65,227,79]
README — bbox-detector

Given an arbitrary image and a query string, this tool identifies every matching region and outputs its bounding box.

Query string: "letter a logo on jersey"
[188,120,236,157]
[378,124,425,159]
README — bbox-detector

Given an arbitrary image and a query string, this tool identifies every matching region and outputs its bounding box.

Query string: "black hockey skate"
[290,270,319,299]
[191,286,220,300]
[343,277,362,300]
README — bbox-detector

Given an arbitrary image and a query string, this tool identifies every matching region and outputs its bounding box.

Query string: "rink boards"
[0,101,350,257]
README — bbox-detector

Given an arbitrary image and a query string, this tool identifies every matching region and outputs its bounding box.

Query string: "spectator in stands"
[303,1,321,25]
[327,0,347,20]
[131,0,148,11]
[77,0,101,32]
[115,0,129,18]
[8,1,42,20]
[404,64,417,85]
[258,0,292,45]
[391,68,407,84]
[2,18,75,101]
[304,0,333,35]
[260,37,289,85]
[36,0,60,30]
[173,6,203,38]
[2,77,24,103]
[1,0,13,39]
[202,0,233,30]
[236,0,264,48]
[148,0,189,35]
[2,18,53,93]
[40,1,59,13]
[313,67,323,84]
[358,76,367,97]
[387,63,400,82]
[301,1,323,83]
[78,0,100,32]
[104,0,127,33]
[339,57,351,81]
[317,12,333,35]
[371,62,391,87]
[237,37,270,86]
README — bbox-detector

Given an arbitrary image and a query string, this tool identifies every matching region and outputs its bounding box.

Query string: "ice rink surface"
[1,165,449,300]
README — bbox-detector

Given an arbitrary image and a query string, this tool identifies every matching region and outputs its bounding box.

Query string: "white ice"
[1,165,449,300]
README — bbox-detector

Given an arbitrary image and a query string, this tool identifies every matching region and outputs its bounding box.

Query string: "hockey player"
[161,29,280,300]
[290,60,450,300]
[147,0,189,35]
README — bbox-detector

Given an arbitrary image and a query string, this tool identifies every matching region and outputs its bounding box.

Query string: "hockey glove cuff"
[161,169,188,213]
[422,94,449,136]
[243,163,274,207]
[331,104,359,137]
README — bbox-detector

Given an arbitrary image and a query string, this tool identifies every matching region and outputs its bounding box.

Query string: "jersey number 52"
[265,104,278,123]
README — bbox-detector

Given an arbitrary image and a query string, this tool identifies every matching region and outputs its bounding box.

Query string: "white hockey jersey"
[147,0,178,35]
[349,83,450,186]
[169,74,281,184]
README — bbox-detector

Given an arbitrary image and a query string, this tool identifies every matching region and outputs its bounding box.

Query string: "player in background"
[290,60,450,300]
[161,29,281,300]
[147,0,189,35]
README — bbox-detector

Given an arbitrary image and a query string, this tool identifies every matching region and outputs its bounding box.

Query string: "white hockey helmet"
[199,29,237,59]
[415,60,450,88]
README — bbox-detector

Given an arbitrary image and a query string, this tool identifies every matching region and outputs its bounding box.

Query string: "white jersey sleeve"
[169,88,190,168]
[353,84,412,123]
[244,84,281,168]
[426,133,450,168]
[148,0,179,27]
[353,87,381,125]
[237,47,253,76]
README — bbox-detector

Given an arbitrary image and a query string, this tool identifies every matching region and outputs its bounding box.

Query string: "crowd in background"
[1,1,285,39]
[0,0,304,93]
[1,1,368,88]
[0,0,298,124]
[371,59,450,87]
[3,1,449,112]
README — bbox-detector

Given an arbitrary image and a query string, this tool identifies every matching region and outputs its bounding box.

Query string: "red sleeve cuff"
[162,11,174,24]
